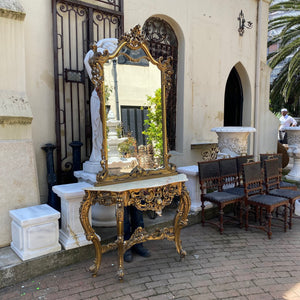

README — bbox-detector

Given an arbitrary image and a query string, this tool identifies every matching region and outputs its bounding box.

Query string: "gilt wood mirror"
[88,25,177,185]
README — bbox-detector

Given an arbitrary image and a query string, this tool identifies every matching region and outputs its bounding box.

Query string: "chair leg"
[288,201,294,229]
[255,206,259,222]
[245,205,249,231]
[267,210,272,239]
[219,205,224,234]
[201,198,205,227]
[239,203,243,228]
[259,207,263,225]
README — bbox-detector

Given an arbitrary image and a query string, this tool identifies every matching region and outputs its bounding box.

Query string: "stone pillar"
[52,182,94,250]
[0,1,40,247]
[284,127,300,181]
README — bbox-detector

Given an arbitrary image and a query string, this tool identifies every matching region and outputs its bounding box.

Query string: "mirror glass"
[104,54,162,176]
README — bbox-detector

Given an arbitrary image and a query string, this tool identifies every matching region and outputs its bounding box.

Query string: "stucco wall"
[0,0,40,246]
[15,0,276,201]
[20,0,55,203]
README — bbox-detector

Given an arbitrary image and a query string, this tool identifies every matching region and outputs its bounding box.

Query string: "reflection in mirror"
[104,55,162,176]
[118,46,149,66]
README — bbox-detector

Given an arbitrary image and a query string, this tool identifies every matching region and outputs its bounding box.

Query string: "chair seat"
[268,189,300,199]
[204,191,242,203]
[225,185,261,196]
[223,187,245,196]
[248,194,288,206]
[280,181,297,189]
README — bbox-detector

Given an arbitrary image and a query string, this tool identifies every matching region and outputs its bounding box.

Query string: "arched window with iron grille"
[142,17,178,151]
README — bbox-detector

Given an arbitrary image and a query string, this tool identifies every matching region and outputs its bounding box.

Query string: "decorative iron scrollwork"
[238,10,253,36]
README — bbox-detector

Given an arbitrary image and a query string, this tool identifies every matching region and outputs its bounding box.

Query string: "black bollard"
[41,143,60,212]
[69,141,83,172]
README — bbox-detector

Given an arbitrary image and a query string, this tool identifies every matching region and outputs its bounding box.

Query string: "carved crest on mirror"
[87,25,177,185]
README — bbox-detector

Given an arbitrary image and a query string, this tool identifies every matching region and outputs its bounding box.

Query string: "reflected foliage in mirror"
[88,25,177,185]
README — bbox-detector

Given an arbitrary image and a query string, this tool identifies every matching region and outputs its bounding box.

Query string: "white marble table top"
[211,126,256,133]
[84,174,188,193]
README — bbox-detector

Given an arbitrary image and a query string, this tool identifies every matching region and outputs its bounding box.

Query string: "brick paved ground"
[2,218,300,300]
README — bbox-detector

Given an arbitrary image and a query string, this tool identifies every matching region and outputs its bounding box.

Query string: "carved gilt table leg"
[174,184,191,258]
[116,193,125,281]
[80,191,102,277]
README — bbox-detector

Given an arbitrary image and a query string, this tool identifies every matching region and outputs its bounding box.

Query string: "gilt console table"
[79,173,191,280]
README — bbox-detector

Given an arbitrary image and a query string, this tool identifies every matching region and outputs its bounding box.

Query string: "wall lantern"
[238,10,253,36]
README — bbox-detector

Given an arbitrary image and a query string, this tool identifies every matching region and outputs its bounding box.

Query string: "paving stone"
[79,287,105,299]
[145,279,169,289]
[148,293,174,300]
[122,284,146,295]
[213,289,241,298]
[190,292,217,299]
[247,293,274,300]
[131,288,156,299]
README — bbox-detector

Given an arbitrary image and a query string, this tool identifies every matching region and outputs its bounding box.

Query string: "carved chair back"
[260,153,283,174]
[263,158,281,192]
[198,160,221,193]
[242,161,264,198]
[236,155,254,183]
[219,157,240,187]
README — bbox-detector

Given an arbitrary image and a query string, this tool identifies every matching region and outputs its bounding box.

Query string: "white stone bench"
[9,204,61,261]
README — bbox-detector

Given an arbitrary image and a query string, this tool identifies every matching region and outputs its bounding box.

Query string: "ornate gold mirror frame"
[88,25,177,185]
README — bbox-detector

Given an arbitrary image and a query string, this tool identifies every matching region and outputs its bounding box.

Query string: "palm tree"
[268,0,300,115]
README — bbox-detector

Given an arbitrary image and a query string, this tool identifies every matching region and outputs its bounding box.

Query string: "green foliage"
[116,124,122,138]
[118,134,137,158]
[268,1,300,115]
[105,85,113,103]
[142,88,163,159]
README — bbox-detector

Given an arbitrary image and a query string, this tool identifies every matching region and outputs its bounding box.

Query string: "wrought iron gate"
[143,17,178,151]
[52,0,123,183]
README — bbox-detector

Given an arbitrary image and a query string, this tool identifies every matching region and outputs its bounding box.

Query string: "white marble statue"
[83,38,118,170]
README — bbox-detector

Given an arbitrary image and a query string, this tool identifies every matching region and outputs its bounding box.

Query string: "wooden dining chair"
[242,161,289,239]
[260,153,297,190]
[264,158,300,229]
[198,160,243,234]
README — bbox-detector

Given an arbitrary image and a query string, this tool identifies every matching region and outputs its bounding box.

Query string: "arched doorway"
[142,17,178,150]
[224,67,243,126]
